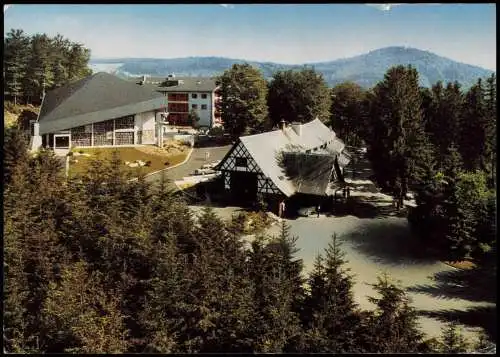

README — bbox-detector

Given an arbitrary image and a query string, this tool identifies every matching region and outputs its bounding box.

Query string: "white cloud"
[365,4,402,11]
[4,4,12,13]
[219,4,235,9]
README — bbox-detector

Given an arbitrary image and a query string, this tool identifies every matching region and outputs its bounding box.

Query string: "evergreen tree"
[3,29,93,103]
[425,81,464,169]
[166,207,254,352]
[4,29,30,105]
[330,81,367,147]
[217,63,269,139]
[302,234,362,353]
[366,65,434,205]
[248,222,304,353]
[43,261,130,353]
[3,149,70,352]
[268,67,331,127]
[484,73,497,186]
[24,33,55,104]
[366,273,427,353]
[439,321,470,353]
[50,34,71,88]
[458,78,488,171]
[3,126,29,184]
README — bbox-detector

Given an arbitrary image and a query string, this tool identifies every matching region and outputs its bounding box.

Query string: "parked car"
[298,206,317,217]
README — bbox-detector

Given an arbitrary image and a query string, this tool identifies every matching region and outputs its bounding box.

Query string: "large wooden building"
[217,119,351,209]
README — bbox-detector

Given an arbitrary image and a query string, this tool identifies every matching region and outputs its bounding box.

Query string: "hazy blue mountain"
[90,46,494,88]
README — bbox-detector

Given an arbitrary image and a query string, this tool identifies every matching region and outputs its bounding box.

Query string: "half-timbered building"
[217,118,351,208]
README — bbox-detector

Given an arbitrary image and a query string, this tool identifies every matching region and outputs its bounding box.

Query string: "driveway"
[145,144,231,188]
[190,149,496,345]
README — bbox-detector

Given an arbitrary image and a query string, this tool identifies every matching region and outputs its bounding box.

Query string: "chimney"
[291,122,302,136]
[279,119,286,131]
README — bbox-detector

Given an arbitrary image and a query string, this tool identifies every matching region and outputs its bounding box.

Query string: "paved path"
[145,145,231,189]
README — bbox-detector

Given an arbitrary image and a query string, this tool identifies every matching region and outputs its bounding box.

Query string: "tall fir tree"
[439,321,470,353]
[366,65,434,205]
[366,273,428,353]
[4,29,30,105]
[248,221,304,353]
[301,234,363,353]
[458,78,488,171]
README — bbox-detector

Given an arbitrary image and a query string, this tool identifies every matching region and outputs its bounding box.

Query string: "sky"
[3,4,497,70]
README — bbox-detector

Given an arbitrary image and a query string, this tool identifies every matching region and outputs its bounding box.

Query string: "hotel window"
[192,104,198,109]
[201,93,207,99]
[192,93,198,99]
[201,104,207,110]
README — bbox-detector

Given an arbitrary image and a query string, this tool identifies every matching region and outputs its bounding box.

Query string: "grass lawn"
[68,146,189,178]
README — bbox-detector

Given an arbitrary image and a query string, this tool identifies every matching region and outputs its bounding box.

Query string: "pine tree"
[43,261,130,353]
[301,234,362,353]
[50,34,71,88]
[248,221,304,353]
[366,273,426,353]
[24,33,55,104]
[439,321,470,353]
[366,65,433,204]
[3,126,29,184]
[166,207,254,353]
[458,78,487,171]
[425,81,464,169]
[139,232,181,353]
[484,73,496,186]
[3,148,71,352]
[4,29,30,105]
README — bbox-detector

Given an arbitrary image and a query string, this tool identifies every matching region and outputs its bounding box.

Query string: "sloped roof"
[281,152,336,196]
[130,75,218,92]
[37,72,165,134]
[238,118,349,197]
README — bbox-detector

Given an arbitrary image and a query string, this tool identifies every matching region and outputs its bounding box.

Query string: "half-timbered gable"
[219,140,281,195]
[216,118,351,201]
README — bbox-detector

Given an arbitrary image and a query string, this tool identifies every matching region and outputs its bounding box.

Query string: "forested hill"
[91,46,494,89]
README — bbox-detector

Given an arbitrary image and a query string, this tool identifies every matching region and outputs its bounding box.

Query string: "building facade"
[134,75,222,128]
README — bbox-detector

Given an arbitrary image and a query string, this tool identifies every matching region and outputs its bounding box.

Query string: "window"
[115,116,134,130]
[201,104,207,110]
[192,93,198,99]
[235,157,247,167]
[168,102,189,112]
[168,93,188,101]
[192,104,198,109]
[201,93,208,99]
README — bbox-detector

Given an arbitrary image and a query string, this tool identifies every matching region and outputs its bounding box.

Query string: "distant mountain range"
[90,46,495,89]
